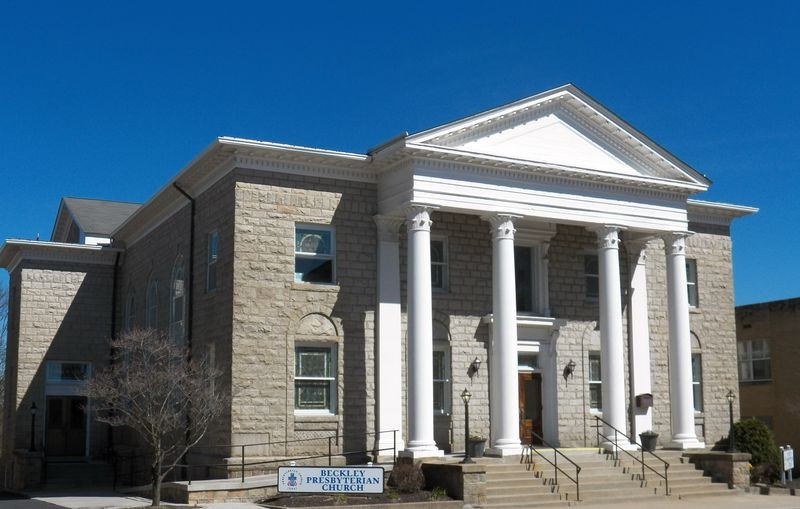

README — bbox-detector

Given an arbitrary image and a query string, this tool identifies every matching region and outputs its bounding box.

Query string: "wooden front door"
[45,396,87,457]
[518,372,543,445]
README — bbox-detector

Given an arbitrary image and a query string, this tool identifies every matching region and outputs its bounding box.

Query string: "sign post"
[780,446,794,485]
[278,466,385,494]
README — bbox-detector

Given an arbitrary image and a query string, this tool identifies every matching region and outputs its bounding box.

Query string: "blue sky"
[1,2,797,305]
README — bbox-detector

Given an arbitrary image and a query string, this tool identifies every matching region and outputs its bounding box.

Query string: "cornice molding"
[0,240,121,273]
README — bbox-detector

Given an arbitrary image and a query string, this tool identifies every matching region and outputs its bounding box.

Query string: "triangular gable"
[407,84,710,188]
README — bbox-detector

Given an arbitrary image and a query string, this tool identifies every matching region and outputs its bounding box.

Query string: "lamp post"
[726,390,736,453]
[461,388,474,464]
[29,402,37,452]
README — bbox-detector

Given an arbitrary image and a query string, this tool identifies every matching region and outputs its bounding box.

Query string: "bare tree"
[89,328,225,506]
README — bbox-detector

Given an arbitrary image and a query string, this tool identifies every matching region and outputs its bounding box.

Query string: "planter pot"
[640,433,658,452]
[468,439,486,458]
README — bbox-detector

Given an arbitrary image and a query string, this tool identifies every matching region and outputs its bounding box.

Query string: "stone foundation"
[684,451,752,488]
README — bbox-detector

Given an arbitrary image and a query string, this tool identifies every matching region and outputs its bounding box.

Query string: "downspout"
[624,245,636,440]
[172,183,195,356]
[108,251,121,456]
[173,182,196,473]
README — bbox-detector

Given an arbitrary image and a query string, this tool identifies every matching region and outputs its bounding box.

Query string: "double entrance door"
[518,372,543,446]
[45,396,87,457]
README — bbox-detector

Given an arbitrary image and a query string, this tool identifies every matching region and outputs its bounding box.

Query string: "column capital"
[484,214,521,240]
[626,240,649,266]
[663,231,694,255]
[404,204,437,232]
[374,215,403,242]
[591,225,627,249]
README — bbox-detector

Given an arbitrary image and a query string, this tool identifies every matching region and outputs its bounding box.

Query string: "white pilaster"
[595,226,628,450]
[628,241,653,438]
[664,232,704,449]
[486,214,523,457]
[374,215,405,457]
[401,205,442,458]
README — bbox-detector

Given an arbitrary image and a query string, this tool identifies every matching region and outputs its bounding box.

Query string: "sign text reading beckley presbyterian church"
[277,466,385,494]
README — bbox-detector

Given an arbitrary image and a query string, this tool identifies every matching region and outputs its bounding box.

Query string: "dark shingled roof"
[62,197,141,236]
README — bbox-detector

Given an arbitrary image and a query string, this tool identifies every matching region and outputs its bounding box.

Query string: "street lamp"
[726,390,736,453]
[29,402,37,452]
[461,388,474,464]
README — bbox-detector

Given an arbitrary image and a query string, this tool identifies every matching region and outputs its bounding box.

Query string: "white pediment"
[456,109,640,176]
[406,85,710,189]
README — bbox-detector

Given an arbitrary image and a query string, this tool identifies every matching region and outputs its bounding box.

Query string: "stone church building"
[0,85,755,485]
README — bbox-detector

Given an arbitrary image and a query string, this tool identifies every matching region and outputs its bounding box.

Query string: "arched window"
[145,276,158,329]
[124,288,136,331]
[170,256,187,345]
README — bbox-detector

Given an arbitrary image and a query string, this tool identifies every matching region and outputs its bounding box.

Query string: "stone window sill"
[291,282,340,293]
[294,412,339,423]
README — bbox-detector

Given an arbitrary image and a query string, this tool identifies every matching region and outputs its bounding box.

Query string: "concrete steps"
[483,448,737,507]
[43,461,114,490]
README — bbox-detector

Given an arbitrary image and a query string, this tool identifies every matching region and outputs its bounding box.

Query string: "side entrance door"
[45,396,87,457]
[518,372,543,445]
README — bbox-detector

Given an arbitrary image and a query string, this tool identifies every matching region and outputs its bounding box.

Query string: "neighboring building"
[736,298,800,451]
[0,85,755,487]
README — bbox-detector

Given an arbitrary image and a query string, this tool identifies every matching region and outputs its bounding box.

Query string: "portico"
[373,85,709,457]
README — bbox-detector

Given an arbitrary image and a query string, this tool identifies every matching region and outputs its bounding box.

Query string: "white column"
[486,214,523,456]
[401,205,442,458]
[628,241,653,438]
[664,232,704,449]
[374,215,405,457]
[595,226,628,450]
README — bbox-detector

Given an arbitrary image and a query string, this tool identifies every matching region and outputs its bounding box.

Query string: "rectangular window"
[692,353,703,412]
[295,345,336,412]
[433,345,451,415]
[515,246,534,312]
[295,226,335,284]
[686,259,699,307]
[206,231,219,292]
[584,255,599,301]
[46,362,89,383]
[738,339,771,382]
[589,352,602,411]
[430,237,448,291]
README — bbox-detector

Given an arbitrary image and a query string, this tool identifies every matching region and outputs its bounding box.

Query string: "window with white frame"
[206,231,219,292]
[430,237,448,291]
[433,343,451,415]
[46,361,90,383]
[686,259,699,307]
[294,345,337,412]
[589,352,602,411]
[692,353,703,412]
[170,256,187,345]
[145,276,158,329]
[124,288,136,331]
[294,226,335,284]
[584,255,599,301]
[738,339,771,382]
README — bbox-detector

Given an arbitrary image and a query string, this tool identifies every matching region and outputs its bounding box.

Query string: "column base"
[601,439,639,452]
[485,444,524,458]
[665,437,706,450]
[399,444,444,460]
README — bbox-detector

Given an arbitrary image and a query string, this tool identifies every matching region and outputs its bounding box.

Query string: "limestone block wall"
[3,260,114,467]
[230,168,377,458]
[116,172,236,459]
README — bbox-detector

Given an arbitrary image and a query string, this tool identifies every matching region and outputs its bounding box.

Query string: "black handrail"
[524,431,581,502]
[593,416,669,495]
[112,429,398,489]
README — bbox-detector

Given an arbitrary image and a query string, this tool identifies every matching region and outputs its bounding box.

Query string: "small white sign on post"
[278,466,385,494]
[784,447,794,471]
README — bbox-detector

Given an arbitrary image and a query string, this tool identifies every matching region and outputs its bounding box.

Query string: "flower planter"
[468,438,486,458]
[640,432,658,452]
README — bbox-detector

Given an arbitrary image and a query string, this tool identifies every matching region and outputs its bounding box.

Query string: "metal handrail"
[112,429,398,488]
[524,431,582,501]
[593,416,670,495]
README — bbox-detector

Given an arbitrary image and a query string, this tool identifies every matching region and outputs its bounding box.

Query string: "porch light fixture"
[29,402,37,452]
[563,359,577,381]
[468,357,482,378]
[461,388,474,464]
[726,390,736,453]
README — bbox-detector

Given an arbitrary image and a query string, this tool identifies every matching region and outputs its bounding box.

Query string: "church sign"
[277,466,385,494]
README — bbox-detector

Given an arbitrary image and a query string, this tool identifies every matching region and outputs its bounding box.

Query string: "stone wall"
[230,168,377,458]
